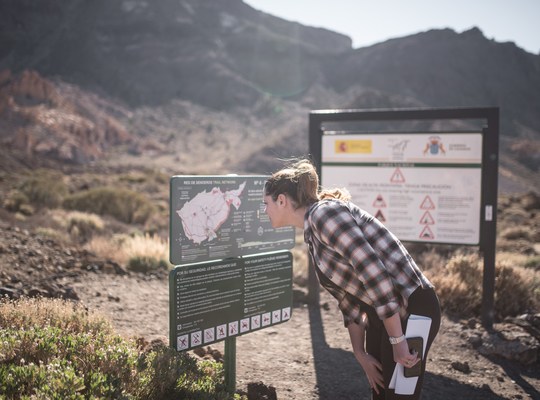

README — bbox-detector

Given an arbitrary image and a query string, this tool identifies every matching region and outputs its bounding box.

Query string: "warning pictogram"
[272,310,282,324]
[240,318,250,333]
[191,331,202,346]
[178,335,189,350]
[204,328,215,344]
[217,324,227,340]
[251,315,261,329]
[419,211,435,225]
[420,195,436,210]
[228,321,238,336]
[419,225,435,240]
[374,209,386,222]
[390,168,406,183]
[373,194,387,208]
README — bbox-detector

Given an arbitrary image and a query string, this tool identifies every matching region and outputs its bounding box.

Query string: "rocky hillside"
[0,69,132,165]
[0,1,538,190]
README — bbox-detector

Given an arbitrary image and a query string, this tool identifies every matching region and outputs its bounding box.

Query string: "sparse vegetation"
[64,211,105,242]
[85,233,171,272]
[428,253,540,319]
[63,187,155,224]
[0,297,243,399]
[17,169,68,209]
[3,189,31,214]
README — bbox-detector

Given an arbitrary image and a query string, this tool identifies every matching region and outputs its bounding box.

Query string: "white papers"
[389,314,432,395]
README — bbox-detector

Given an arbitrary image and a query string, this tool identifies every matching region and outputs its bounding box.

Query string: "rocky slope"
[0,69,132,164]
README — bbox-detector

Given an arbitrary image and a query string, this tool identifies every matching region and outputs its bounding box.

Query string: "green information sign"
[170,176,295,265]
[169,251,293,351]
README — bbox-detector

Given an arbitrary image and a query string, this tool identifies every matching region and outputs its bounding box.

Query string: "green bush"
[18,169,68,209]
[128,255,169,273]
[63,187,155,224]
[0,298,243,400]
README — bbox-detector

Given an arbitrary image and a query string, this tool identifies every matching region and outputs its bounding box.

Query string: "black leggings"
[364,287,441,400]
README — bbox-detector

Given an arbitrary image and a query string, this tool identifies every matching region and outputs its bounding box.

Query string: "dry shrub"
[428,254,483,317]
[17,169,68,209]
[0,297,113,336]
[86,233,170,272]
[500,226,532,240]
[3,190,31,214]
[413,247,449,273]
[429,253,540,320]
[523,255,540,270]
[495,260,539,317]
[496,238,536,255]
[49,210,106,243]
[35,227,70,243]
[63,187,155,224]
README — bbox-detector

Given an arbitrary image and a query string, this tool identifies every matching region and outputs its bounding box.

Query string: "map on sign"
[170,176,295,265]
[177,182,246,244]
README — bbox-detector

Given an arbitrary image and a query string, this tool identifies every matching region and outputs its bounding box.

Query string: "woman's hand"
[382,313,420,368]
[354,350,384,394]
[392,340,419,368]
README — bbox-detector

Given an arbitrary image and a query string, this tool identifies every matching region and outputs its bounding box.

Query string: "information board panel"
[170,176,295,265]
[321,132,483,245]
[169,251,292,351]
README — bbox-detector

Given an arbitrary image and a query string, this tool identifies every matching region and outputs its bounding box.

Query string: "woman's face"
[263,194,286,228]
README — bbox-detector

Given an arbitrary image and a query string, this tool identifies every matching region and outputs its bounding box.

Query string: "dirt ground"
[66,269,540,400]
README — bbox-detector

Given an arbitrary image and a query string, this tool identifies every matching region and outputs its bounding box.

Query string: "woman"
[263,159,441,399]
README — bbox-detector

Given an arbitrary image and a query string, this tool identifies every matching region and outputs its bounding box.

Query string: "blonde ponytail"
[319,187,351,201]
[265,158,351,208]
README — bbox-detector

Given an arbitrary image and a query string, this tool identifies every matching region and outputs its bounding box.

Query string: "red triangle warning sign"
[390,168,406,183]
[373,194,387,208]
[374,209,386,222]
[419,225,435,240]
[420,195,436,210]
[419,211,435,225]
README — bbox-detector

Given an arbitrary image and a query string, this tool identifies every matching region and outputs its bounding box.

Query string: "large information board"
[170,176,295,265]
[169,251,292,351]
[321,132,482,245]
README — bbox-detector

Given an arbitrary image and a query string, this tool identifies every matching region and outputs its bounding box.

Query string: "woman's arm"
[347,316,384,394]
[383,312,419,367]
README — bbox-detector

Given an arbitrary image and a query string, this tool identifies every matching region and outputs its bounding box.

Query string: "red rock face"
[0,69,131,163]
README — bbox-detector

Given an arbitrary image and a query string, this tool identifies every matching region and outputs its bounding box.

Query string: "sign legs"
[224,337,237,394]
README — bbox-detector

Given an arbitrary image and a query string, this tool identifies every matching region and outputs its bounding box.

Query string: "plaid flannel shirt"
[304,199,433,326]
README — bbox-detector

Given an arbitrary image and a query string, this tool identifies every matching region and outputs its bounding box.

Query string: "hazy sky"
[244,0,540,55]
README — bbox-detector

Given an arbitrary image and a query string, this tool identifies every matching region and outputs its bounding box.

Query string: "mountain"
[0,0,349,108]
[324,27,540,139]
[0,0,538,192]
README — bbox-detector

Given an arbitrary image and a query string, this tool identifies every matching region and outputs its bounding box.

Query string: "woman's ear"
[277,193,287,206]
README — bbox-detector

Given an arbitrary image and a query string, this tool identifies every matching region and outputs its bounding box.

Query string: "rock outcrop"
[0,69,132,163]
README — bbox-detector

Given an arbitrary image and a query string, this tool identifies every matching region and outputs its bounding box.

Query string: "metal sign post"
[224,337,236,393]
[309,107,499,329]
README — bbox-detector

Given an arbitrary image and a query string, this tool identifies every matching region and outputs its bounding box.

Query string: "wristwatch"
[389,335,406,344]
